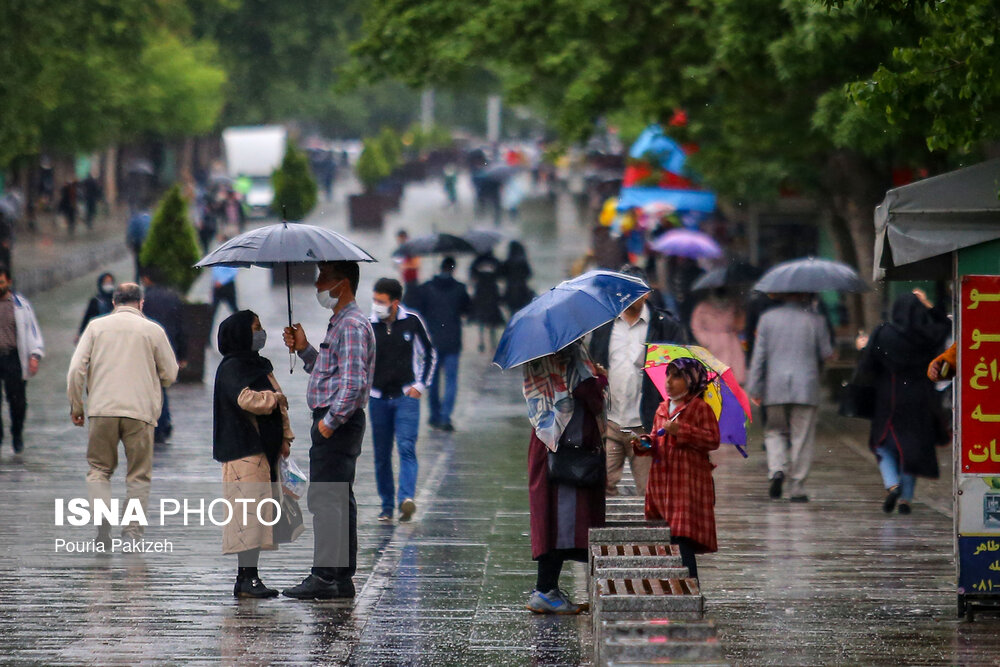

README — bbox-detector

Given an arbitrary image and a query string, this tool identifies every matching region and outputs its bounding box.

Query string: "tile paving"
[1,178,999,664]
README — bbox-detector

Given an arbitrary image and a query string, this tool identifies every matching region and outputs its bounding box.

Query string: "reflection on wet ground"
[1,182,998,664]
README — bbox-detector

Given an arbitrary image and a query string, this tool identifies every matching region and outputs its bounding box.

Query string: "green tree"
[140,184,202,294]
[0,1,226,168]
[272,141,318,220]
[352,0,964,325]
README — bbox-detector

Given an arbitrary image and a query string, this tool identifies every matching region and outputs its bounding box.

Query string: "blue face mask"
[251,329,266,352]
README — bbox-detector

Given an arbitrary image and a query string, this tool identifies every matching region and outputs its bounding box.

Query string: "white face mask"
[316,280,343,310]
[371,303,391,321]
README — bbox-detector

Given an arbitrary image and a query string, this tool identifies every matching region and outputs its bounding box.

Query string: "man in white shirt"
[589,265,688,496]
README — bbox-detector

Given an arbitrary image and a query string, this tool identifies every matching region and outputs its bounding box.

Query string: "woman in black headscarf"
[856,290,951,515]
[76,272,115,339]
[213,310,294,598]
[501,240,535,315]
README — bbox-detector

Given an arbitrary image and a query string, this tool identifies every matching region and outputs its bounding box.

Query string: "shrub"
[355,139,391,193]
[377,127,403,172]
[271,140,318,220]
[139,184,201,294]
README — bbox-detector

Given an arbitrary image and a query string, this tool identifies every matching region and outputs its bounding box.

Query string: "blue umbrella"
[196,221,377,371]
[492,270,650,369]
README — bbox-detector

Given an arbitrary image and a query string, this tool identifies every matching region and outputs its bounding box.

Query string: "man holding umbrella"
[281,261,376,600]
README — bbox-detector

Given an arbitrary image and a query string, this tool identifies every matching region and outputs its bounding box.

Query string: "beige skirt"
[221,453,278,554]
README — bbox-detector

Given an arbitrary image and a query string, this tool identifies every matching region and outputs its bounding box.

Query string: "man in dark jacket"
[589,265,687,496]
[368,278,437,523]
[140,268,188,444]
[409,256,471,431]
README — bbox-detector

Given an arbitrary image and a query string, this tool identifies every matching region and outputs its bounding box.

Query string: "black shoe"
[883,486,901,513]
[282,574,354,600]
[440,422,455,432]
[12,436,23,454]
[768,472,784,499]
[789,494,809,503]
[234,577,279,599]
[898,502,912,515]
[428,421,442,430]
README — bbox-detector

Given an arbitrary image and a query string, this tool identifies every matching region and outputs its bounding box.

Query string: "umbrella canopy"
[392,233,476,258]
[474,164,519,183]
[644,343,752,455]
[691,262,762,291]
[492,270,650,369]
[650,229,723,260]
[195,222,376,268]
[753,257,867,293]
[195,221,376,374]
[616,187,716,213]
[463,229,505,255]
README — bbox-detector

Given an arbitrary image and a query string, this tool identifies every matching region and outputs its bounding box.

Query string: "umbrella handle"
[287,262,295,374]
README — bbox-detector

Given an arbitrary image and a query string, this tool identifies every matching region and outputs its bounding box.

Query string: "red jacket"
[636,396,720,553]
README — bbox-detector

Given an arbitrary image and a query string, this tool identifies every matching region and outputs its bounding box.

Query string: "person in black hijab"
[856,289,951,514]
[213,310,294,598]
[76,272,115,340]
[501,240,535,315]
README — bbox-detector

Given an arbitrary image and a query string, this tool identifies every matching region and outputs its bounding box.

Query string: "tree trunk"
[824,151,890,331]
[103,146,118,206]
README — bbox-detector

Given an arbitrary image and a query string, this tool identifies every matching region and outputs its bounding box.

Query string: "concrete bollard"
[593,577,705,645]
[603,637,728,666]
[596,618,717,665]
[590,526,672,545]
[590,544,683,573]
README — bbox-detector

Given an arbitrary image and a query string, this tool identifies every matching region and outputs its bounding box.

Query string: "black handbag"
[547,398,604,487]
[273,494,304,544]
[838,381,875,419]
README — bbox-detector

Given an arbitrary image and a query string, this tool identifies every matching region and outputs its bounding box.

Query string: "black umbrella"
[753,257,868,293]
[392,233,476,258]
[463,229,505,255]
[691,262,762,291]
[196,221,377,370]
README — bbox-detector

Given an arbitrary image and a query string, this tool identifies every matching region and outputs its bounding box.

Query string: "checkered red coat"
[635,396,720,553]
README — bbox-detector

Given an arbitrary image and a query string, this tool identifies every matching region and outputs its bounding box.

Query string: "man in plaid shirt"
[281,261,375,600]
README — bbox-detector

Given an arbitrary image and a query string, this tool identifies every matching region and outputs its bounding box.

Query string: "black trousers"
[309,409,365,583]
[0,351,26,446]
[671,536,699,579]
[211,282,238,326]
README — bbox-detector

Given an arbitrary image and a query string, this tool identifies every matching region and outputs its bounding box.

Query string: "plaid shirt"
[298,301,375,430]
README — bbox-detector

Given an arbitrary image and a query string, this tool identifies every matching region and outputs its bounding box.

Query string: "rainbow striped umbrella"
[644,343,752,456]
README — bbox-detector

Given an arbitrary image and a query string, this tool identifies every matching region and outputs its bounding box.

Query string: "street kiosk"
[875,158,1000,620]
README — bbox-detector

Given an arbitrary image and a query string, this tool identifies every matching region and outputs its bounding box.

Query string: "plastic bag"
[280,456,307,499]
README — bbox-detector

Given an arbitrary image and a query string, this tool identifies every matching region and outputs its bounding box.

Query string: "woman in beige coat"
[213,311,293,598]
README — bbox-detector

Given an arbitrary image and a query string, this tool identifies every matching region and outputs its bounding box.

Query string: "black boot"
[234,568,279,599]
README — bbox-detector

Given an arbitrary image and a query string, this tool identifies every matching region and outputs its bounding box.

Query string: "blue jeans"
[428,352,460,425]
[876,443,915,501]
[369,395,420,514]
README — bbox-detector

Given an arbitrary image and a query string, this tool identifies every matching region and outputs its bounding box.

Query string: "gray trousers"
[764,404,818,497]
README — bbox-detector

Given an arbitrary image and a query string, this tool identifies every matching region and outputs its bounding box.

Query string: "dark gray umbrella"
[126,159,155,176]
[691,262,762,291]
[196,221,377,370]
[392,233,476,257]
[463,229,505,254]
[753,257,868,293]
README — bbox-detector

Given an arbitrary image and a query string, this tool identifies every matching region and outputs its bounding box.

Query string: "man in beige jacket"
[67,283,179,545]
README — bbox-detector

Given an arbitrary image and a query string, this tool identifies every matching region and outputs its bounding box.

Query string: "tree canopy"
[0,0,226,167]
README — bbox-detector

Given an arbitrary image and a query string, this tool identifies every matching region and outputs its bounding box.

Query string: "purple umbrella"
[650,229,722,260]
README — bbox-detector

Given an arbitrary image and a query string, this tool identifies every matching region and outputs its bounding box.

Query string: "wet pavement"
[1,177,999,665]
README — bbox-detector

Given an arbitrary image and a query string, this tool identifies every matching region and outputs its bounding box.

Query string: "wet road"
[1,178,999,665]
